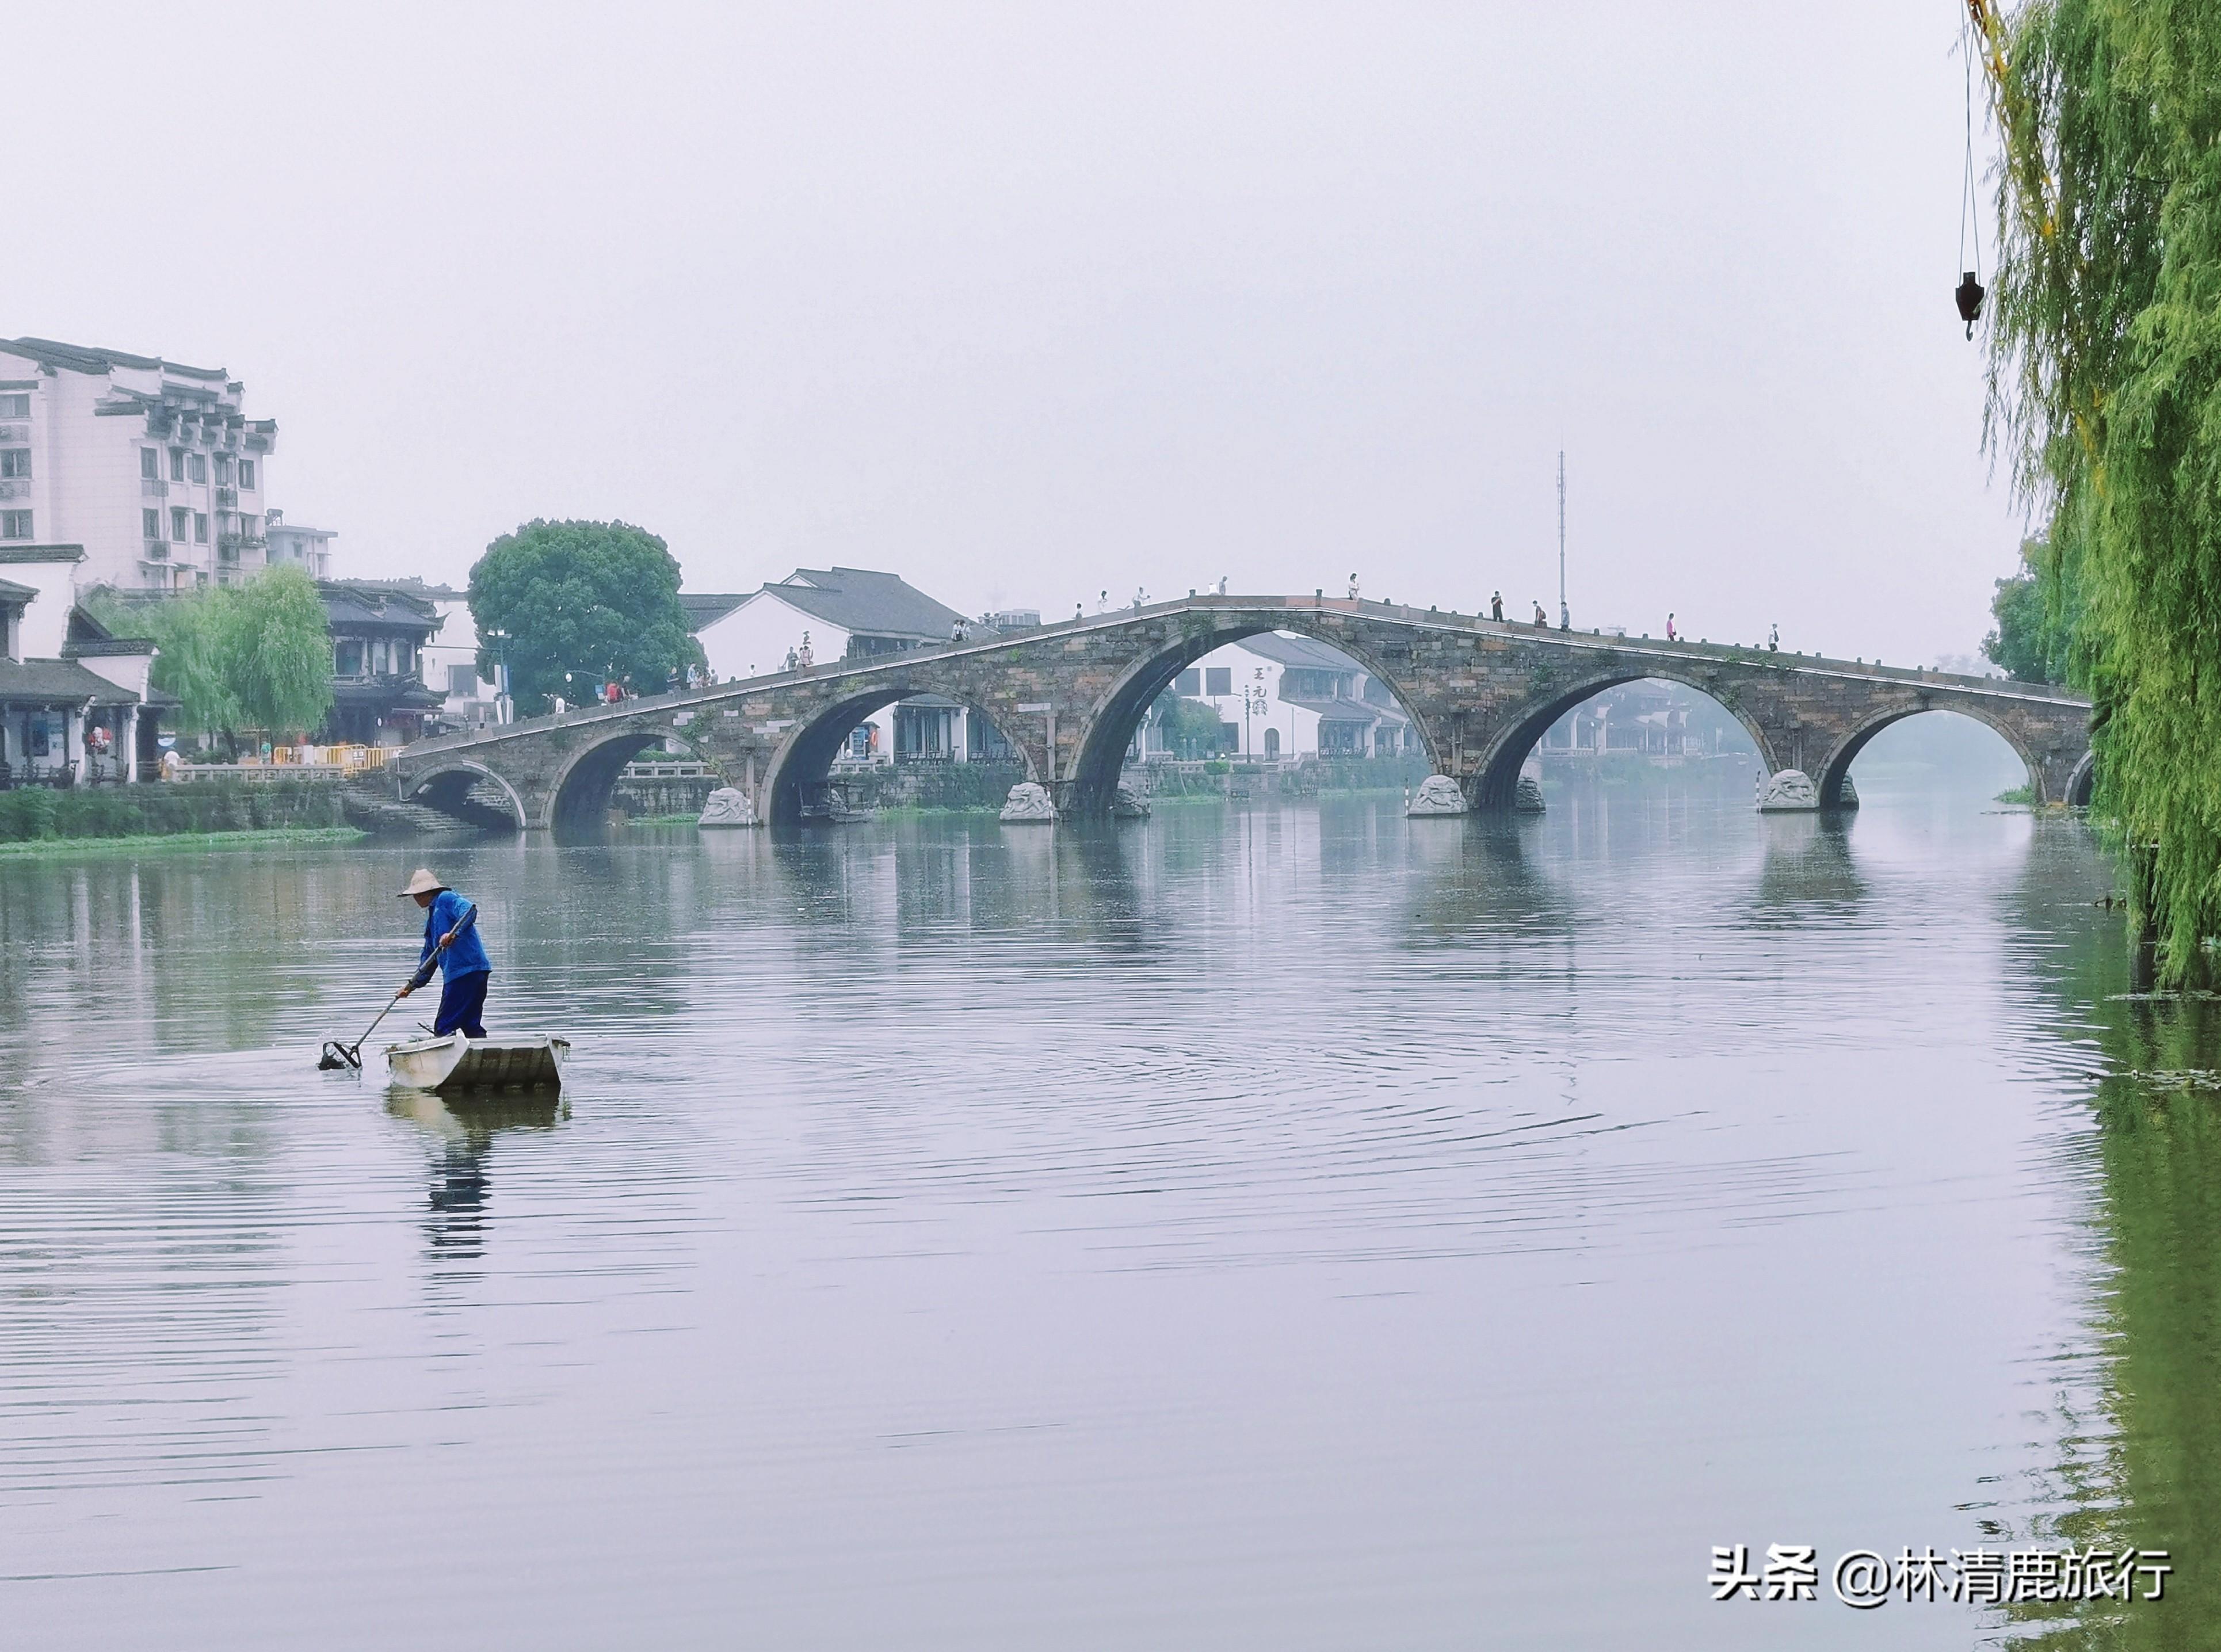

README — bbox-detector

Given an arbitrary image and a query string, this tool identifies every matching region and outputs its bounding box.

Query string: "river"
[1,783,2211,1649]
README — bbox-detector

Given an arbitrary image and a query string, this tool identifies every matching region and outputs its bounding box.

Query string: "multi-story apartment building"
[0,336,278,594]
[265,513,335,578]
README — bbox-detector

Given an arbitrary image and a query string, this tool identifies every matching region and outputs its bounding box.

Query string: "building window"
[214,455,232,483]
[241,514,259,539]
[169,449,185,482]
[1174,669,1201,696]
[0,394,28,418]
[193,512,208,543]
[170,507,188,542]
[239,459,257,491]
[0,510,30,540]
[141,448,161,480]
[448,663,479,696]
[143,508,161,540]
[1205,667,1232,696]
[0,449,26,479]
[335,639,364,677]
[189,453,207,483]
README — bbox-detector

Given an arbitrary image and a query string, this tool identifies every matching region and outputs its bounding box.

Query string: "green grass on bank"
[0,826,366,860]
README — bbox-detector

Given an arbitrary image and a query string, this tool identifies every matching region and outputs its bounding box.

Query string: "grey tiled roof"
[319,579,439,632]
[0,577,33,602]
[1281,697,1382,724]
[0,657,142,704]
[2,337,228,381]
[761,567,965,641]
[0,544,86,564]
[681,592,749,629]
[1229,631,1365,671]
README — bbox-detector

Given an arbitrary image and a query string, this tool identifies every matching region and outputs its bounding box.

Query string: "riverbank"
[0,780,349,844]
[0,825,365,860]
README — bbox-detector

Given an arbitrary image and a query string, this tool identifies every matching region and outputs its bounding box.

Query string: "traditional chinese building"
[318,578,444,746]
[0,545,163,784]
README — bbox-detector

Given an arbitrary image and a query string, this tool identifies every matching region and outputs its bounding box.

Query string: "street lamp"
[484,627,513,724]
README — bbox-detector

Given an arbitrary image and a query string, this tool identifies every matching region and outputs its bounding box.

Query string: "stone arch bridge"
[387,595,2094,830]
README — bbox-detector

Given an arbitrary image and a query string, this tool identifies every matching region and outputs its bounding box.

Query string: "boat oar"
[319,905,479,1071]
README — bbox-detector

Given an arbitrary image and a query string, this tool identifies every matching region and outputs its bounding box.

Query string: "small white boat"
[385,1033,569,1094]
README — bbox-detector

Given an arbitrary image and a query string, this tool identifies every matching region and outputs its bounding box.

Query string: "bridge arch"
[1469,670,1782,809]
[548,723,728,833]
[1814,703,2043,807]
[760,688,1037,827]
[2066,748,2097,807]
[1067,619,1442,812]
[399,758,529,831]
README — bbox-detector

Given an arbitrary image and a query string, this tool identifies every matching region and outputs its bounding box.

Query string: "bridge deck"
[402,594,2087,761]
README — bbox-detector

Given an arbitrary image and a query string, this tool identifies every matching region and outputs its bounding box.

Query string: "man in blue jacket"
[395,868,493,1039]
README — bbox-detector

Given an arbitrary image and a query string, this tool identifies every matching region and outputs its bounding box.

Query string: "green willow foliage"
[90,567,334,747]
[1984,0,2221,983]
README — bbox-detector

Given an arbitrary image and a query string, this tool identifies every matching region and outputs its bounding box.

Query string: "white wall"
[1182,639,1325,758]
[422,593,505,724]
[8,552,83,658]
[74,648,155,700]
[694,592,850,682]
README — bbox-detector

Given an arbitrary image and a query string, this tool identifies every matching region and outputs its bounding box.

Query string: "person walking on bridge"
[1666,613,1677,642]
[395,869,493,1040]
[1491,592,1503,622]
[1532,600,1548,627]
[1348,574,1361,601]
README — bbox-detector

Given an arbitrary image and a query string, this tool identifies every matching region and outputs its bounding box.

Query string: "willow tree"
[86,567,332,753]
[1982,0,2221,983]
[223,566,335,741]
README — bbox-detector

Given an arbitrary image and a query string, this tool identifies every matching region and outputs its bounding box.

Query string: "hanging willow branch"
[1978,0,2221,985]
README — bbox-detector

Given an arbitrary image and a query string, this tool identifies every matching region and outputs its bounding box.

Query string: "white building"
[264,514,335,579]
[391,578,509,731]
[685,567,991,763]
[0,545,162,781]
[1146,632,1414,760]
[0,337,278,595]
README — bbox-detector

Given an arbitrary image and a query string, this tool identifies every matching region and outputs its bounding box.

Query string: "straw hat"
[397,868,449,898]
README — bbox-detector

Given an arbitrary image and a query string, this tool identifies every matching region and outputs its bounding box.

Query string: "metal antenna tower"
[1556,451,1567,624]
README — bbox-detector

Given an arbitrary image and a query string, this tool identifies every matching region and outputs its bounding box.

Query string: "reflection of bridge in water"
[388,594,2094,831]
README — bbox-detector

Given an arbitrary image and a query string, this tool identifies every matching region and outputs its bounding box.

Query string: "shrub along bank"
[0,781,348,843]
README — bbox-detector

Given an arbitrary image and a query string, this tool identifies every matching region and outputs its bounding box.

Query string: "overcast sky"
[16,3,2015,665]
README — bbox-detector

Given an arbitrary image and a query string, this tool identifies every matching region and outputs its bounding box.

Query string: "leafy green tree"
[1983,0,2221,982]
[468,520,700,714]
[223,566,334,740]
[100,589,244,750]
[86,569,333,753]
[1982,555,2070,685]
[1151,693,1231,758]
